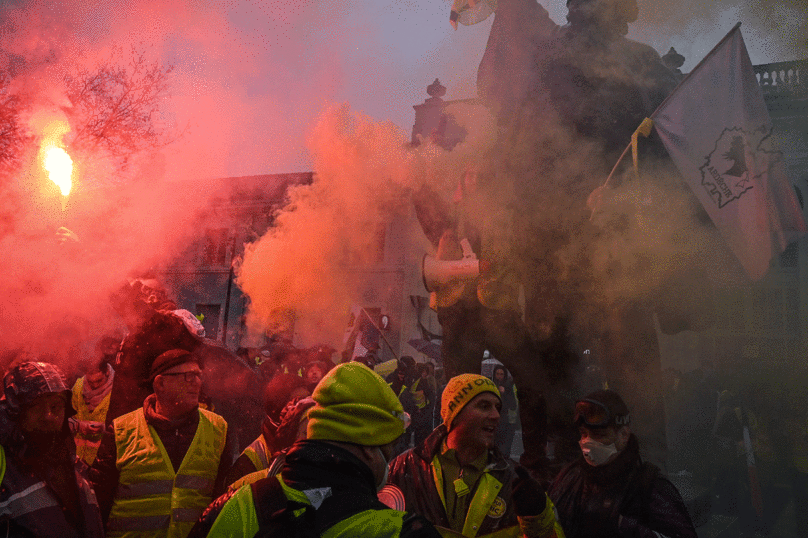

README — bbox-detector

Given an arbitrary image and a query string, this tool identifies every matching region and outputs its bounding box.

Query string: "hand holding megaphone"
[422,237,480,293]
[459,238,476,260]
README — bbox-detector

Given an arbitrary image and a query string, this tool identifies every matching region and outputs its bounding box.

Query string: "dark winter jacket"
[548,435,697,538]
[188,439,440,538]
[388,425,560,537]
[0,362,104,538]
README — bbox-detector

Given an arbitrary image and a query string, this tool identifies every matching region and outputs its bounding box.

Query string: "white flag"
[651,25,806,280]
[342,306,381,362]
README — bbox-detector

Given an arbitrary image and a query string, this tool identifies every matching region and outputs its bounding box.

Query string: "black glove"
[512,466,547,517]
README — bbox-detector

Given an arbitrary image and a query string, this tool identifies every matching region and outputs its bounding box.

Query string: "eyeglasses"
[160,371,202,382]
[574,399,629,428]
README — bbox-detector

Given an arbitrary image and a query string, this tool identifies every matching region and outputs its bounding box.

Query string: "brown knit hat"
[149,349,201,382]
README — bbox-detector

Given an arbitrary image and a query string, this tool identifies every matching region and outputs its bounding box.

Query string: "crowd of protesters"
[0,343,700,538]
[0,272,806,538]
[0,0,800,531]
[0,275,690,537]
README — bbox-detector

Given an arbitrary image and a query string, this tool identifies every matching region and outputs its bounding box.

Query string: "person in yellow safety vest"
[389,374,565,538]
[223,373,309,488]
[412,363,436,447]
[186,396,318,537]
[89,349,234,538]
[191,362,443,538]
[71,358,115,466]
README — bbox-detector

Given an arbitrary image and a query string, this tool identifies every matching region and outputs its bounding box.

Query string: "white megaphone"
[422,238,480,293]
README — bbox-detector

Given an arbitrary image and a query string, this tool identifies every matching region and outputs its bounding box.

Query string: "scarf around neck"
[82,364,115,413]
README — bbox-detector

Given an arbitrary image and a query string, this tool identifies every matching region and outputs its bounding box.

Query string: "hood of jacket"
[0,362,76,452]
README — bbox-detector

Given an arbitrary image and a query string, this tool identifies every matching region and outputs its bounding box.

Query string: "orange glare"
[44,146,73,196]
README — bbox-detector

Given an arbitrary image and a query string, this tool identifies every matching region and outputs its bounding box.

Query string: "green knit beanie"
[307,362,407,446]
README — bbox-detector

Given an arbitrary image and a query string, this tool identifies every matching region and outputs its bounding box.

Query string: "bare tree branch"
[0,71,30,174]
[64,45,177,172]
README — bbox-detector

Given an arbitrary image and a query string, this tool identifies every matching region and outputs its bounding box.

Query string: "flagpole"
[359,307,399,360]
[649,22,742,120]
[589,22,742,221]
[588,141,632,221]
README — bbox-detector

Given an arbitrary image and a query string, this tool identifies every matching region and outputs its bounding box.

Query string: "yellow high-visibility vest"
[107,407,227,538]
[243,434,271,472]
[411,379,428,410]
[71,377,112,466]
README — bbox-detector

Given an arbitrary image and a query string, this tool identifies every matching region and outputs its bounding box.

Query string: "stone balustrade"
[753,60,807,97]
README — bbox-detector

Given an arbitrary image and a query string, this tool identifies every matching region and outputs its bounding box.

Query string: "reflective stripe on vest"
[108,407,227,538]
[243,435,270,471]
[114,475,214,498]
[388,383,408,398]
[0,481,60,518]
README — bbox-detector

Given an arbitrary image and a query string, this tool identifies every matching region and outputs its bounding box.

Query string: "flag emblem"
[700,125,780,209]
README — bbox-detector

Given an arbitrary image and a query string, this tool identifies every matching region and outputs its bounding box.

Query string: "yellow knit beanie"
[307,362,407,446]
[441,373,501,429]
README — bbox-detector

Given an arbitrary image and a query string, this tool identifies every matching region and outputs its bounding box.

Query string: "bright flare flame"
[44,146,73,197]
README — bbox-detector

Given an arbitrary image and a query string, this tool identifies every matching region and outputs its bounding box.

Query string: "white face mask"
[580,439,619,466]
[376,447,390,492]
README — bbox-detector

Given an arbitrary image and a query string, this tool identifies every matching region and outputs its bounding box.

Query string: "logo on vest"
[699,125,781,209]
[487,496,507,519]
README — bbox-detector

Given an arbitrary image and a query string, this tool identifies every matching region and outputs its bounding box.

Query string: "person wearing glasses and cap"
[89,349,234,538]
[548,390,696,538]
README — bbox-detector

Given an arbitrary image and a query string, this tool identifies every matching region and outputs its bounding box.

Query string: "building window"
[203,228,229,266]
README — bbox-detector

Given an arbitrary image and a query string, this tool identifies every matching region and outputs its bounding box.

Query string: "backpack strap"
[636,462,660,522]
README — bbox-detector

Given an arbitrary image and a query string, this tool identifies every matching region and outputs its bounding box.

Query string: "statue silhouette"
[723,136,749,178]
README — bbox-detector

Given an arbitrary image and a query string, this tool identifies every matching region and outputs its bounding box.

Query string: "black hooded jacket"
[188,439,440,538]
[548,435,697,538]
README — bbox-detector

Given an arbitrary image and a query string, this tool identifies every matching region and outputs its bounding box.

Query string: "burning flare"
[44,146,73,197]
